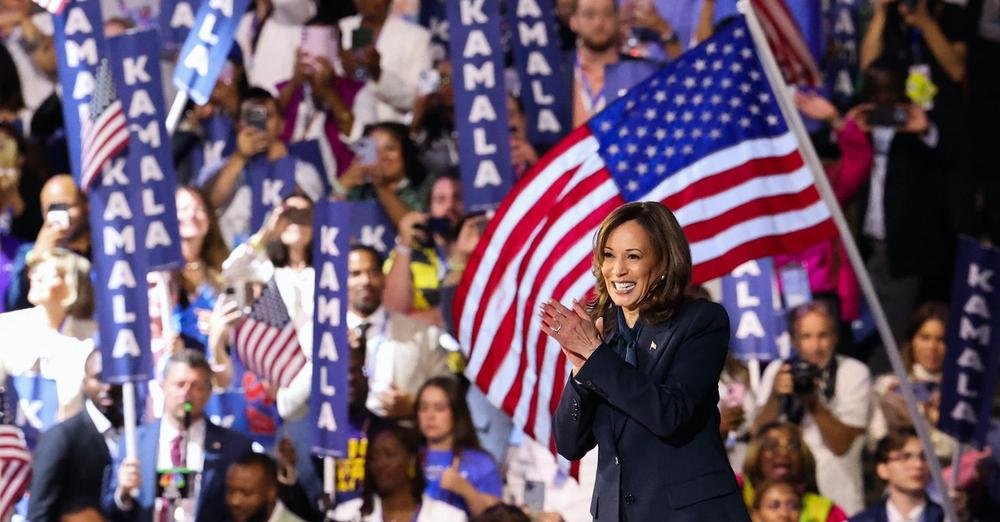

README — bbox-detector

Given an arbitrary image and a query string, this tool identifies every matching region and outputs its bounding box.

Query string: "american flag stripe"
[750,0,821,86]
[0,425,30,519]
[454,18,837,450]
[32,0,69,15]
[80,59,129,191]
[234,281,307,388]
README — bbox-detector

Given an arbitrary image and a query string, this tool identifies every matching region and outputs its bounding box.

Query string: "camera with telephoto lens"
[790,360,821,395]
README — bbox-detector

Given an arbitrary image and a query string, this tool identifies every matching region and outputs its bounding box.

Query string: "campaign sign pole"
[447,0,514,213]
[107,29,185,270]
[51,0,108,186]
[310,200,351,498]
[938,236,1000,447]
[167,0,252,133]
[504,0,572,151]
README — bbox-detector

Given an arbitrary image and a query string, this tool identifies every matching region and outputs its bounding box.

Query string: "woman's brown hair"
[900,301,949,370]
[590,201,692,329]
[176,185,228,272]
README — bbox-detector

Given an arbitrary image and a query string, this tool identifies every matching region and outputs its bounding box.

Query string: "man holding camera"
[753,301,872,515]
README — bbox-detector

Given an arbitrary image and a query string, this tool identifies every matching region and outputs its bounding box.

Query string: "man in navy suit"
[103,349,253,521]
[29,350,122,520]
[849,428,944,522]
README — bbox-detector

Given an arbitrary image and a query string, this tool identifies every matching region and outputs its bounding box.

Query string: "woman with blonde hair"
[0,247,96,422]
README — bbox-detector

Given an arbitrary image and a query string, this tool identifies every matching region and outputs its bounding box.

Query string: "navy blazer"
[554,299,749,521]
[848,499,945,522]
[102,418,253,522]
[28,410,112,521]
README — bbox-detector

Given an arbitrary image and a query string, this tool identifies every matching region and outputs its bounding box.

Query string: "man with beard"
[5,174,90,310]
[347,244,451,419]
[28,350,122,520]
[568,0,677,126]
[226,452,305,522]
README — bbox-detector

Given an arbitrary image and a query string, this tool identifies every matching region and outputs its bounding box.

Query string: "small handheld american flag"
[80,58,129,191]
[234,281,308,389]
[0,424,31,519]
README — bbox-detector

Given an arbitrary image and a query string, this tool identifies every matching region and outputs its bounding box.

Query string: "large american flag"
[234,281,308,388]
[0,425,31,519]
[454,18,836,448]
[750,0,822,87]
[32,0,69,15]
[80,58,129,191]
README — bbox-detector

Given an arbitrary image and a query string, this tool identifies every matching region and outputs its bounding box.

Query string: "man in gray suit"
[226,452,305,522]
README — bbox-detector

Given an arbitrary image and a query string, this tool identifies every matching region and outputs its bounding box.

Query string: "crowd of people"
[0,0,999,520]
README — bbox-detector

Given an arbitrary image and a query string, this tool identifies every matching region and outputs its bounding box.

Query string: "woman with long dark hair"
[545,201,749,520]
[416,376,502,516]
[331,423,467,521]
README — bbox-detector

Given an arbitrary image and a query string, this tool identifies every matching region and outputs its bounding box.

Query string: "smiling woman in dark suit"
[542,201,750,521]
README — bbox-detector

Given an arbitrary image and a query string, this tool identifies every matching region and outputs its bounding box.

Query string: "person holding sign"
[331,423,467,522]
[417,376,502,517]
[201,88,324,246]
[104,350,253,522]
[0,247,95,423]
[547,202,749,520]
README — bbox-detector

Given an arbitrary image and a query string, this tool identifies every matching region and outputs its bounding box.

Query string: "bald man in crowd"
[5,174,90,310]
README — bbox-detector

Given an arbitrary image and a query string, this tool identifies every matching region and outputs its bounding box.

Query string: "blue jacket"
[554,299,749,521]
[102,419,252,521]
[848,498,945,522]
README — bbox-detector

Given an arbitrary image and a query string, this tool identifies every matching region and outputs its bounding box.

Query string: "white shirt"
[887,498,926,522]
[331,494,467,522]
[236,0,316,94]
[757,355,872,515]
[85,399,120,460]
[0,306,95,422]
[338,15,432,124]
[347,307,394,416]
[155,418,207,521]
[267,500,305,522]
[3,12,55,120]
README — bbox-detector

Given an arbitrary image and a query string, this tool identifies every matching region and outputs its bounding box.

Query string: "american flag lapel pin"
[649,340,657,352]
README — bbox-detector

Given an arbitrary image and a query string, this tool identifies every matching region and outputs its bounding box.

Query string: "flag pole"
[736,2,959,520]
[323,456,336,520]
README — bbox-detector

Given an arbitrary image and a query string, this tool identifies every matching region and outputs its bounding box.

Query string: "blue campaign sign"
[419,0,450,62]
[247,155,297,232]
[310,200,350,457]
[51,0,108,186]
[289,139,332,193]
[720,258,784,361]
[206,390,250,434]
[89,170,154,383]
[107,29,184,271]
[447,0,514,213]
[346,201,397,255]
[504,0,571,151]
[938,237,1000,446]
[6,375,58,449]
[159,0,198,55]
[172,0,252,105]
